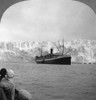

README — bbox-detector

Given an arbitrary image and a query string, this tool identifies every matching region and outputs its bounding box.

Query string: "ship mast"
[62,39,64,55]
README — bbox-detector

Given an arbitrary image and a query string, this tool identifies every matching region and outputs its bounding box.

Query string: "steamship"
[35,48,71,65]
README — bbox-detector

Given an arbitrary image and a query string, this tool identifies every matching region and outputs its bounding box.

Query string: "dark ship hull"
[35,55,71,65]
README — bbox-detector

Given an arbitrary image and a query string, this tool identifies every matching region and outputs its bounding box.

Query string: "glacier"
[0,39,96,64]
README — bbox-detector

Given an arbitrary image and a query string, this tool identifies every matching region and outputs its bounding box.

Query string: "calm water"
[0,62,96,100]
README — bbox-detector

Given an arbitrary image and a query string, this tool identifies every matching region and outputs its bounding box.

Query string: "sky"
[0,0,96,42]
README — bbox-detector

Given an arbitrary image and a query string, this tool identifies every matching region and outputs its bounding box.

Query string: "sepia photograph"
[0,0,96,100]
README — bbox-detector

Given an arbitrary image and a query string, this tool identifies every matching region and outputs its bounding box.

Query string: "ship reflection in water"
[35,48,71,65]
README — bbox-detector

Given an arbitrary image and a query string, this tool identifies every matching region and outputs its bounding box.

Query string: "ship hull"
[35,56,71,65]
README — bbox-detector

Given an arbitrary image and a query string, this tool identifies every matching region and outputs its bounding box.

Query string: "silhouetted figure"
[0,68,15,100]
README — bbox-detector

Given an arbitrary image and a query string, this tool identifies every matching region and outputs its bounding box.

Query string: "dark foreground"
[0,62,96,100]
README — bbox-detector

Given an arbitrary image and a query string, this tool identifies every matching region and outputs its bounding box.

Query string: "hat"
[0,68,7,76]
[7,69,15,79]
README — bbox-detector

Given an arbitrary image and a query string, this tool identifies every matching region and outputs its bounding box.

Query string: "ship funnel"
[50,48,53,54]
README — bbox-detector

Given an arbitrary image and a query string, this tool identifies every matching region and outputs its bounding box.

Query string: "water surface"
[0,62,96,100]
